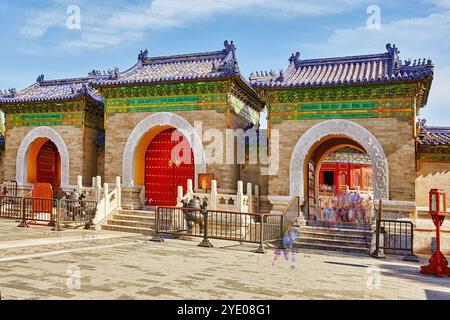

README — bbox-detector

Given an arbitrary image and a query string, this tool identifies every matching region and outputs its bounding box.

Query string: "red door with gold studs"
[36,140,60,191]
[145,128,194,206]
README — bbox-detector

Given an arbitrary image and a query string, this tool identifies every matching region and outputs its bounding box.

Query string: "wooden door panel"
[145,128,194,207]
[36,141,59,190]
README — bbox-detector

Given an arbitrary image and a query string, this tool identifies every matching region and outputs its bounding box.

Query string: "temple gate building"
[0,41,449,254]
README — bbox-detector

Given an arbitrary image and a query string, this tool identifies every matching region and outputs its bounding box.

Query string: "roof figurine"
[289,52,301,65]
[385,43,401,74]
[8,88,16,97]
[138,49,149,62]
[37,74,45,83]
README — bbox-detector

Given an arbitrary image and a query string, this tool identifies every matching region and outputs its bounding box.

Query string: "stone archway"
[289,119,389,201]
[16,126,70,188]
[122,112,206,189]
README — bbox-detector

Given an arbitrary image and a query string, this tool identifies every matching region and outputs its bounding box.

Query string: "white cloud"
[321,8,450,125]
[20,9,65,39]
[19,0,365,49]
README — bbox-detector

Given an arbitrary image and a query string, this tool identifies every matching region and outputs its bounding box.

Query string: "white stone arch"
[122,112,207,188]
[289,119,389,201]
[16,126,70,188]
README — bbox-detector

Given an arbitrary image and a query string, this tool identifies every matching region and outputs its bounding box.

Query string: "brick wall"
[82,127,99,184]
[0,150,4,182]
[416,161,450,208]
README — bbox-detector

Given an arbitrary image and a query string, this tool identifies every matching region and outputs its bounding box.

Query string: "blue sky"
[1,0,449,127]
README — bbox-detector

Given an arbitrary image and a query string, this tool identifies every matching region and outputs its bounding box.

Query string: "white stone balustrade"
[177,179,257,214]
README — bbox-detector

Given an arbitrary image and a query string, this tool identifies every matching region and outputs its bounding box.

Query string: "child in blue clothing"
[272,226,299,269]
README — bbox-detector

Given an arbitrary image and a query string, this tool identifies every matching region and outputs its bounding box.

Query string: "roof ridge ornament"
[385,43,401,74]
[223,40,235,53]
[417,118,427,134]
[8,88,16,97]
[219,40,239,74]
[138,49,149,62]
[289,52,300,65]
[37,74,44,83]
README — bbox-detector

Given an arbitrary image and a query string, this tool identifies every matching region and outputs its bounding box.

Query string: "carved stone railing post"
[103,183,109,218]
[116,176,122,209]
[236,181,244,212]
[177,186,184,206]
[77,175,83,193]
[95,175,102,203]
[254,185,260,213]
[247,182,253,213]
[210,180,217,210]
[187,179,193,199]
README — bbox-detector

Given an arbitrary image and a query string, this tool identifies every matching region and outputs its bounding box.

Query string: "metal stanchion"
[52,199,63,233]
[150,207,164,242]
[370,199,385,259]
[256,214,265,254]
[198,210,213,248]
[17,197,29,228]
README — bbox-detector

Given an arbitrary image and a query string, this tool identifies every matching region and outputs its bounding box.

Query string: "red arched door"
[145,128,195,206]
[36,140,60,191]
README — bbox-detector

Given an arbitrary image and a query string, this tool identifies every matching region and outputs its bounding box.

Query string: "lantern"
[429,189,446,215]
[198,173,214,193]
[420,189,450,277]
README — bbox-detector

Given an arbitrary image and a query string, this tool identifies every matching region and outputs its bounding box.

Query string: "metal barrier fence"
[380,219,418,261]
[60,199,97,226]
[152,206,284,253]
[371,199,419,261]
[0,195,23,220]
[0,195,97,229]
[23,197,58,225]
[0,181,18,197]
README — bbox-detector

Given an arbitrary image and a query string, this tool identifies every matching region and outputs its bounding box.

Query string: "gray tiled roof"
[0,76,104,104]
[95,41,240,86]
[417,125,450,146]
[250,44,434,89]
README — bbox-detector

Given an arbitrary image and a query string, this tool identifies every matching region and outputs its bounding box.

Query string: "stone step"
[296,236,370,248]
[115,210,155,218]
[112,214,155,223]
[299,226,372,237]
[294,242,370,255]
[107,219,155,229]
[305,220,372,230]
[299,230,371,242]
[121,203,144,210]
[101,224,154,235]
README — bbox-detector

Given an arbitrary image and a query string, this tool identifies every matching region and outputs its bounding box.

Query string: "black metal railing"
[0,195,23,220]
[0,194,97,229]
[152,206,285,253]
[60,199,97,225]
[381,219,417,257]
[371,199,419,261]
[0,181,18,197]
[23,197,59,225]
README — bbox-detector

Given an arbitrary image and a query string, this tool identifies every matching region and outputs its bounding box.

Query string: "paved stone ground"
[0,219,449,300]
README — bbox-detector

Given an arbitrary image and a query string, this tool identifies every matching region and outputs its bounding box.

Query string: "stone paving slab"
[0,219,449,300]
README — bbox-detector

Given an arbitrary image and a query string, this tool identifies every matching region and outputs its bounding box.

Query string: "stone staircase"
[295,224,373,255]
[101,209,155,235]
